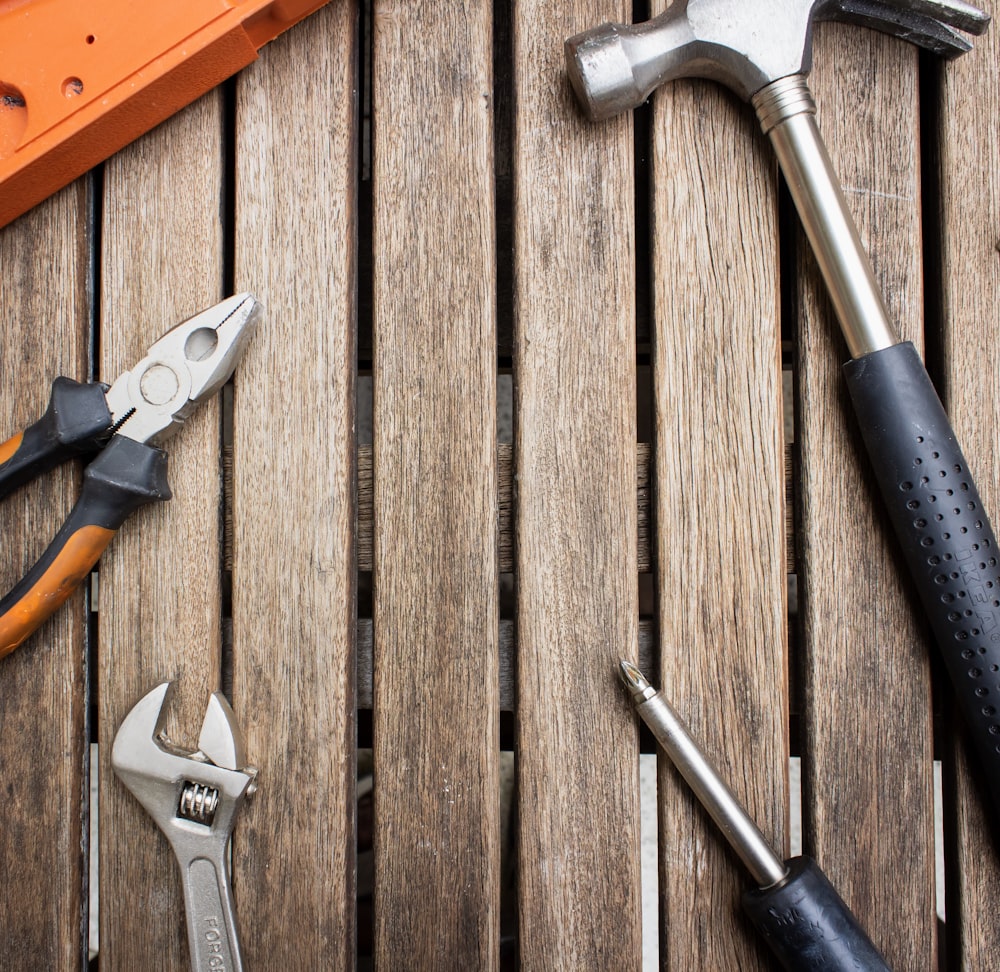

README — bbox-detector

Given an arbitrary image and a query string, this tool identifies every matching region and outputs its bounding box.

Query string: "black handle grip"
[844,342,1000,814]
[742,856,891,971]
[0,377,111,499]
[0,435,171,658]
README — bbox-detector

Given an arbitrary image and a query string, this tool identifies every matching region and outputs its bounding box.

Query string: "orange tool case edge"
[0,0,332,229]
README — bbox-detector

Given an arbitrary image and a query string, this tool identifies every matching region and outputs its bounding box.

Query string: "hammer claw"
[829,0,977,57]
[867,0,991,34]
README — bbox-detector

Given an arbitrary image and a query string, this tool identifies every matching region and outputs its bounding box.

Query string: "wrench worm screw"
[179,781,221,825]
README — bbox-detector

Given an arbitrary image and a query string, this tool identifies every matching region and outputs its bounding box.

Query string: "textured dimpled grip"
[742,856,891,971]
[845,342,1000,814]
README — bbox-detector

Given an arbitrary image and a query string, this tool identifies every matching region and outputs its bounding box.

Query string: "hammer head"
[566,0,990,117]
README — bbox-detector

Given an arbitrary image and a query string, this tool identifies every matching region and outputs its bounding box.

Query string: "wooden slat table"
[0,2,997,968]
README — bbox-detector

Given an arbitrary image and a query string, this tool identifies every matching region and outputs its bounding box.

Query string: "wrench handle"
[845,342,1000,814]
[181,855,244,972]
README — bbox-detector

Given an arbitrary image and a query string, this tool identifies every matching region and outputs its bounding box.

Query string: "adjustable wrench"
[112,682,258,971]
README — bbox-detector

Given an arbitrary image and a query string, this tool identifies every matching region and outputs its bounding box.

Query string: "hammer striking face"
[566,0,989,116]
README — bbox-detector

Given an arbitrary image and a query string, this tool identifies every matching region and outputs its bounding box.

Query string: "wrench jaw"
[111,682,256,850]
[199,690,248,772]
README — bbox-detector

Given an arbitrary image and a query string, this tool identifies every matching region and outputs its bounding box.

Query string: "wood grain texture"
[796,25,936,968]
[360,441,796,576]
[649,59,788,972]
[937,4,1000,964]
[231,5,359,968]
[9,4,999,965]
[361,441,655,572]
[371,2,500,967]
[512,3,641,968]
[0,181,91,970]
[97,89,227,970]
[358,618,658,711]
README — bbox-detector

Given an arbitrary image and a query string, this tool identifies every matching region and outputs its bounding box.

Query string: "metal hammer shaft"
[565,0,990,358]
[753,77,898,357]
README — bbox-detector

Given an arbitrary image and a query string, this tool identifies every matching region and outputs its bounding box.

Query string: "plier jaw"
[104,293,261,447]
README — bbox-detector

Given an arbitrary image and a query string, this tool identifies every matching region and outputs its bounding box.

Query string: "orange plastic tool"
[0,0,332,229]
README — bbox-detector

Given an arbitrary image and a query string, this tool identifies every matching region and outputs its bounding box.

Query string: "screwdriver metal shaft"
[618,659,892,972]
[618,659,786,888]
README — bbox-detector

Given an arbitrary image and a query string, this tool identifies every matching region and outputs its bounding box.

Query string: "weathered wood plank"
[362,441,652,571]
[937,4,1000,963]
[97,90,227,970]
[231,4,359,967]
[649,44,788,972]
[371,1,500,966]
[357,618,657,711]
[362,441,795,575]
[512,3,641,968]
[796,25,936,968]
[0,182,91,970]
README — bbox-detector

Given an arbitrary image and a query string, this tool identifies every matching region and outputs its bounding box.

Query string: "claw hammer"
[564,1,1000,813]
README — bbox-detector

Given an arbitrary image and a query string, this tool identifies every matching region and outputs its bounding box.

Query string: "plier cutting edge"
[0,293,260,659]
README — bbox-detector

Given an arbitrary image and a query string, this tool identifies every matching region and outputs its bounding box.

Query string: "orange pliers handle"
[0,378,169,657]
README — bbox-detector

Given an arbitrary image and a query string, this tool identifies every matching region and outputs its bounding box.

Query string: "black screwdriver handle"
[742,856,891,971]
[0,377,111,499]
[844,341,1000,813]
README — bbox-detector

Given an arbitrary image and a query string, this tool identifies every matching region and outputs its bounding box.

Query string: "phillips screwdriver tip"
[618,659,654,702]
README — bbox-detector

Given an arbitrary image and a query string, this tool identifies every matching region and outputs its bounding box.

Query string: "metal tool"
[0,293,260,658]
[619,660,891,971]
[112,681,258,972]
[566,4,1000,817]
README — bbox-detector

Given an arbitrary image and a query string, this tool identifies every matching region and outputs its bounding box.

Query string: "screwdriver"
[619,660,891,972]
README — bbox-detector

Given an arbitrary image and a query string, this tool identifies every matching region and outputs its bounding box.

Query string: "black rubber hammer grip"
[844,341,1000,813]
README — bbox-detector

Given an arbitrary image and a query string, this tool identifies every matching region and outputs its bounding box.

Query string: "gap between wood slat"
[356,618,657,711]
[357,441,796,573]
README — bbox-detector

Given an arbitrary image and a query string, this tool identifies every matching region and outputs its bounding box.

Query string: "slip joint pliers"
[0,293,260,658]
